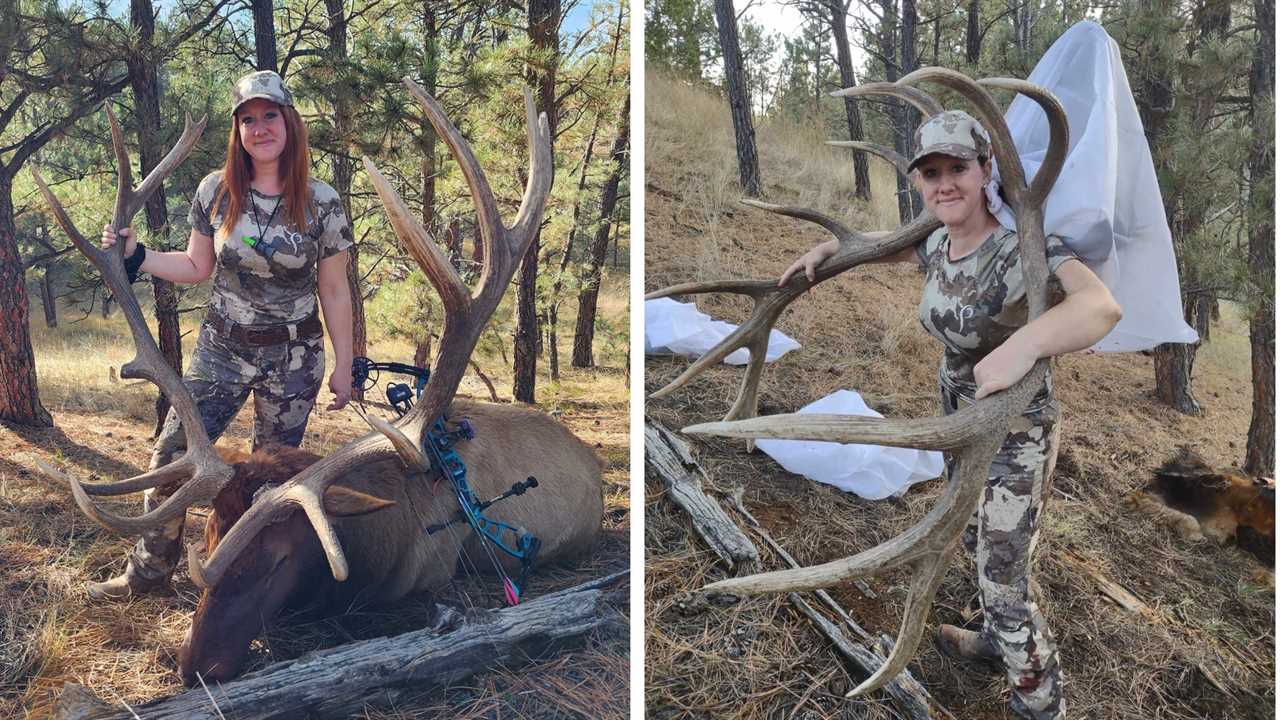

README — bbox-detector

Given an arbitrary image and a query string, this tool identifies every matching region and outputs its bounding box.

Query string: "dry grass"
[644,69,1273,720]
[0,264,630,718]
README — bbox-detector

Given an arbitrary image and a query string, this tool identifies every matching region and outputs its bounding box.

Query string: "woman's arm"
[973,259,1123,399]
[102,226,216,284]
[778,233,919,285]
[317,250,354,410]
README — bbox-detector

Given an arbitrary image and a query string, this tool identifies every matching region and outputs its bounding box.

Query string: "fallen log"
[55,571,628,720]
[728,491,949,720]
[645,418,759,570]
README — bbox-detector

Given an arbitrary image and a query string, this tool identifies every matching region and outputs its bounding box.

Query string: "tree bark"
[322,0,366,370]
[965,0,981,64]
[571,93,629,368]
[0,175,52,426]
[828,0,871,201]
[712,0,762,197]
[514,0,560,403]
[644,419,759,570]
[40,266,57,328]
[1245,0,1274,477]
[899,0,922,216]
[252,0,278,72]
[128,0,185,437]
[415,4,441,373]
[54,572,628,720]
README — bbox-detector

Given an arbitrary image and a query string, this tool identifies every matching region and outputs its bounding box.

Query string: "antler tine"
[683,392,1020,450]
[130,112,208,221]
[898,67,1028,203]
[978,78,1068,206]
[30,109,227,535]
[648,209,938,408]
[740,199,863,243]
[831,82,944,118]
[362,158,470,315]
[191,85,554,588]
[824,141,909,178]
[105,103,134,225]
[401,77,504,263]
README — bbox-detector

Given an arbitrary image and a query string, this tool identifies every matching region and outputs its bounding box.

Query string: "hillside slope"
[644,71,1273,720]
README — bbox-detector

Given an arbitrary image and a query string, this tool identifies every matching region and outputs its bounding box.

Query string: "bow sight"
[349,356,541,605]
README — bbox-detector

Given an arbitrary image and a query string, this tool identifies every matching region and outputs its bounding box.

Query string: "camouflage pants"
[124,318,325,585]
[942,385,1065,720]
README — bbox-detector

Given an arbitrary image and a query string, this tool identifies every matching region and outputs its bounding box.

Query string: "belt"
[206,309,322,347]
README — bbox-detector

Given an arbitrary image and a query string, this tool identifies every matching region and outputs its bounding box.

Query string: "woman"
[781,111,1121,720]
[91,70,355,600]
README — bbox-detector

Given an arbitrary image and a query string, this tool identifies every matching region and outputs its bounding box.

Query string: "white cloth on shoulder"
[756,389,945,500]
[644,297,800,365]
[991,19,1198,352]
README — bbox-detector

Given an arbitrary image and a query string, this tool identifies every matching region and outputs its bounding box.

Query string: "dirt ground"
[643,73,1273,720]
[0,315,630,718]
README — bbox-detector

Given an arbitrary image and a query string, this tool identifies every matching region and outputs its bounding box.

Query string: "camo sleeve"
[1045,233,1078,274]
[310,180,354,260]
[186,172,224,237]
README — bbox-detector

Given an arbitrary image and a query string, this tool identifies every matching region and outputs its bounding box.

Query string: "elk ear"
[323,485,397,517]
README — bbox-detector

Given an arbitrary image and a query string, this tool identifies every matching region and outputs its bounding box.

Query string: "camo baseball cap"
[906,110,991,172]
[231,70,294,115]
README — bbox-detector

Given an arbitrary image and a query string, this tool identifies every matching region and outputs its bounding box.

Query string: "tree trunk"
[40,266,56,328]
[877,0,913,223]
[252,0,278,72]
[549,2,624,381]
[965,0,981,64]
[129,0,184,438]
[571,93,629,369]
[829,0,871,201]
[0,175,53,426]
[899,0,922,216]
[1245,0,1274,477]
[712,0,762,197]
[322,0,365,371]
[514,0,560,403]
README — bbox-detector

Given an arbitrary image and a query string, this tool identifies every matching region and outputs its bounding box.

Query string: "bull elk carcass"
[1129,446,1274,566]
[647,68,1068,696]
[33,83,603,685]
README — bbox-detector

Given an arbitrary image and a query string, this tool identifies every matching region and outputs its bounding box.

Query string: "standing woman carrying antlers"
[781,110,1122,720]
[91,70,355,600]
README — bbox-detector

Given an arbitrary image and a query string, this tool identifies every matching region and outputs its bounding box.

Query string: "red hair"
[213,104,313,239]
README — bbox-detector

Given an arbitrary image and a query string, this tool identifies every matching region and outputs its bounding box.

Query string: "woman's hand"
[327,365,353,411]
[101,224,138,257]
[779,239,838,286]
[973,337,1039,400]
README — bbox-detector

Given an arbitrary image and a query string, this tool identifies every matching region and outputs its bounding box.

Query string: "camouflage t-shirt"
[188,172,353,325]
[914,226,1078,405]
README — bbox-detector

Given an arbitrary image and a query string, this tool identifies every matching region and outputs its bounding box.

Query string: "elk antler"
[187,82,554,588]
[646,83,944,426]
[29,105,226,534]
[656,69,1067,697]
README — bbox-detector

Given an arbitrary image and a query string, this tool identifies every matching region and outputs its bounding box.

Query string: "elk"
[1129,446,1274,566]
[647,68,1068,696]
[32,83,603,685]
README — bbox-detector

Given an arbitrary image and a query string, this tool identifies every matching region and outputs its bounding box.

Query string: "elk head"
[177,445,395,686]
[649,68,1068,696]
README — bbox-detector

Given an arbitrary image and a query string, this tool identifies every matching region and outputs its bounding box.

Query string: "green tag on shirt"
[241,235,258,248]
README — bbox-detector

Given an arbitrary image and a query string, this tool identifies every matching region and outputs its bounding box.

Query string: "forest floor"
[0,271,630,719]
[644,71,1273,720]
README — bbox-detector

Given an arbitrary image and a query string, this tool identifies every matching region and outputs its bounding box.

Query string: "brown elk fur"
[1127,446,1274,566]
[180,399,603,685]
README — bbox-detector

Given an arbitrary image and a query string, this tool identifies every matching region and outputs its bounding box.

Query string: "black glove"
[123,243,147,283]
